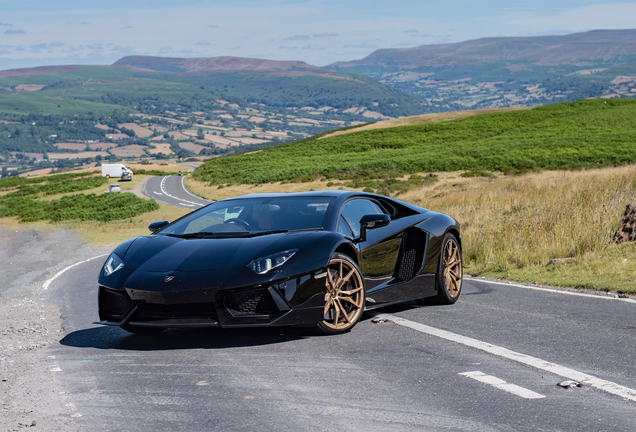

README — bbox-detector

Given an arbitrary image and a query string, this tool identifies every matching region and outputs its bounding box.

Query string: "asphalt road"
[142,175,212,209]
[43,258,636,432]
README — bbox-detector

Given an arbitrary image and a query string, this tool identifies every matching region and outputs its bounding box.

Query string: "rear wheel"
[435,233,462,304]
[316,253,365,335]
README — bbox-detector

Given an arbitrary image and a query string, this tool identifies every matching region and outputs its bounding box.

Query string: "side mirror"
[358,214,390,242]
[148,220,169,233]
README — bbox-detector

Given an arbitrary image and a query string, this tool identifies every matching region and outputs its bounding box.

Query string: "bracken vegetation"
[193,99,636,189]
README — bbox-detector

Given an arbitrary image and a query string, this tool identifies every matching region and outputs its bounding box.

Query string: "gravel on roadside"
[0,226,112,431]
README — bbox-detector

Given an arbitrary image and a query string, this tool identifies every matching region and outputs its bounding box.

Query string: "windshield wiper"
[166,232,248,238]
[247,228,323,237]
[247,229,289,237]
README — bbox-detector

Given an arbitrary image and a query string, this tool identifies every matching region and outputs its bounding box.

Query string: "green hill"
[0,58,424,118]
[193,98,636,185]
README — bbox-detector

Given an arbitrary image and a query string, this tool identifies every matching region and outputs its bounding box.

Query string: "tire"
[122,325,166,334]
[106,174,110,179]
[433,232,463,304]
[316,253,365,335]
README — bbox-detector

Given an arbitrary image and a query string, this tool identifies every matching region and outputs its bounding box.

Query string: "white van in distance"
[101,164,133,179]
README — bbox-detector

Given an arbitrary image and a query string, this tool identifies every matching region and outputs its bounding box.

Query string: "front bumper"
[98,271,326,329]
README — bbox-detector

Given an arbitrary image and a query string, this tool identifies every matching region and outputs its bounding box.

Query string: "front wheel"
[316,253,365,335]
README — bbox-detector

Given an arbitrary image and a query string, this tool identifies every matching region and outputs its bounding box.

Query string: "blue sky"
[1,0,635,70]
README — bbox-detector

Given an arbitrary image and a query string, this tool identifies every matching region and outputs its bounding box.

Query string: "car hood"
[123,231,317,273]
[100,230,341,292]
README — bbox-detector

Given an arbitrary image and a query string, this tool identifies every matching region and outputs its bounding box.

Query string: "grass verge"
[401,165,636,293]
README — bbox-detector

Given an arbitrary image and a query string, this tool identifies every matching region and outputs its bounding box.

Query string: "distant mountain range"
[1,29,636,170]
[330,30,636,71]
[329,29,636,110]
[112,56,330,74]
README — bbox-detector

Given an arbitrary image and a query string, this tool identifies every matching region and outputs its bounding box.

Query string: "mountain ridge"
[329,29,636,71]
[113,55,333,75]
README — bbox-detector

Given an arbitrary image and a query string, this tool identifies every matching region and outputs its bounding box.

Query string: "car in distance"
[120,171,132,181]
[106,183,121,193]
[97,190,462,335]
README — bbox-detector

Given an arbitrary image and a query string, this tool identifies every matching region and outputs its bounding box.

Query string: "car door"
[338,198,402,292]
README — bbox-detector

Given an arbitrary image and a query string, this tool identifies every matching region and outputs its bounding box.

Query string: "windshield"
[158,196,335,236]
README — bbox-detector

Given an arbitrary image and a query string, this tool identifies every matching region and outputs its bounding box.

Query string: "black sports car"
[98,190,462,335]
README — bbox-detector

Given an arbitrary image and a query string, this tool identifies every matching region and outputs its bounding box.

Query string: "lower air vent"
[395,228,426,282]
[99,287,132,316]
[224,289,279,315]
[398,249,417,280]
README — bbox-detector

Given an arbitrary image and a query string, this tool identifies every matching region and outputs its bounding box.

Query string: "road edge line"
[370,312,636,403]
[42,253,109,290]
[465,276,636,304]
[180,176,213,203]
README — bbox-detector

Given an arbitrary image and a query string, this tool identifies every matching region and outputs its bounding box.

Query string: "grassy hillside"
[193,98,636,186]
[0,62,424,118]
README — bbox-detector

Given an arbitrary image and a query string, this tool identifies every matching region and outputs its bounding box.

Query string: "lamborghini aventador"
[97,190,462,335]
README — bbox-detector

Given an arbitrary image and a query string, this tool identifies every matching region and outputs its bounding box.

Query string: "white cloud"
[196,41,210,46]
[284,35,310,41]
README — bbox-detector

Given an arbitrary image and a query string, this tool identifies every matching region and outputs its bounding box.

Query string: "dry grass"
[183,176,376,201]
[319,107,531,139]
[401,166,636,292]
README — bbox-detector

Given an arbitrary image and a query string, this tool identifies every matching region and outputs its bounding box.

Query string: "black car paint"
[97,190,461,330]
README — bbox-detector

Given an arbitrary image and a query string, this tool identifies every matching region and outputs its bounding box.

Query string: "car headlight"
[103,253,125,276]
[248,249,298,274]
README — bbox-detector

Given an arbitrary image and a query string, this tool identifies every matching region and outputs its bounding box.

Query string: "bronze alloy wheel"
[443,236,462,299]
[318,253,365,334]
[415,232,463,306]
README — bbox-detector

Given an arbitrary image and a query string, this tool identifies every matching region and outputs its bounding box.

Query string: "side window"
[340,199,384,238]
[337,215,353,237]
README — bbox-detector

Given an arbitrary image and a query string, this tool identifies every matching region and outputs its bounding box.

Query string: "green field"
[193,98,636,185]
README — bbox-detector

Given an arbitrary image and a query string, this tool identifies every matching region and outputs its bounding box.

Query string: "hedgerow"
[0,193,160,223]
[0,171,159,223]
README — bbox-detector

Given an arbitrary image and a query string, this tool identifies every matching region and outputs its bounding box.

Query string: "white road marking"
[370,313,636,403]
[43,254,109,290]
[459,371,546,399]
[50,366,62,372]
[159,176,205,208]
[180,175,212,203]
[465,277,636,304]
[153,191,163,195]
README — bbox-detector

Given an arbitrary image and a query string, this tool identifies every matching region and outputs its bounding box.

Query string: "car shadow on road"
[59,300,456,351]
[59,325,311,351]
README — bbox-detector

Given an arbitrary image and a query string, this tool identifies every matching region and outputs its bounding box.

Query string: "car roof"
[223,190,356,200]
[218,190,427,213]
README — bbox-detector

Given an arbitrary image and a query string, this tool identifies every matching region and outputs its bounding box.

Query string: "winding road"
[142,175,212,209]
[5,176,636,431]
